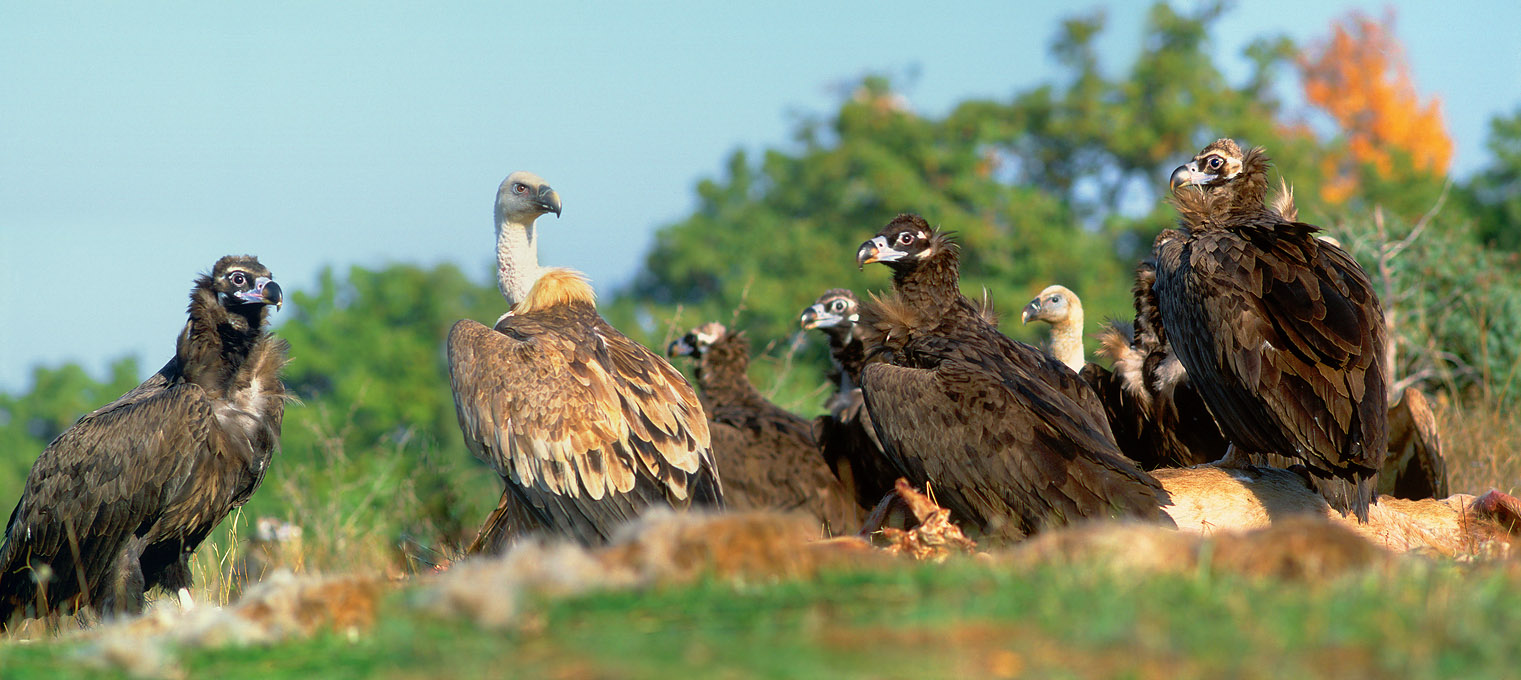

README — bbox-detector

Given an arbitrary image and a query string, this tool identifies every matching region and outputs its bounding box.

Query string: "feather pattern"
[1156,141,1388,520]
[449,269,722,549]
[855,215,1171,542]
[0,256,287,628]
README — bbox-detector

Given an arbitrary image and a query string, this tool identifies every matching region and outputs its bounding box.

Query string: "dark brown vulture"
[854,214,1171,542]
[1154,139,1388,520]
[667,322,855,532]
[448,173,722,551]
[800,289,898,514]
[1023,277,1228,469]
[0,256,287,629]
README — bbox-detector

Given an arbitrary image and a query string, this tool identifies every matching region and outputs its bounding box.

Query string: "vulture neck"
[1047,308,1085,373]
[495,217,543,307]
[891,251,960,319]
[825,326,866,390]
[695,337,766,407]
[177,286,265,396]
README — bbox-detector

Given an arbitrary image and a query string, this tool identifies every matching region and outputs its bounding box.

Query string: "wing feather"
[448,312,718,545]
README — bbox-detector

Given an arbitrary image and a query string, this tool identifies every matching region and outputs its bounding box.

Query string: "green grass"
[4,557,1520,679]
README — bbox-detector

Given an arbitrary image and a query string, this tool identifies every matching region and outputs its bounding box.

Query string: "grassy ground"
[3,551,1521,679]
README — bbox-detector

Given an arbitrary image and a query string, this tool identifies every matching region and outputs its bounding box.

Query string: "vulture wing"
[1168,226,1387,513]
[0,381,213,618]
[448,315,720,546]
[861,359,1171,542]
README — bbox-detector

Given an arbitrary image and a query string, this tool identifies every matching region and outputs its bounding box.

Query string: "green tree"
[1463,106,1521,250]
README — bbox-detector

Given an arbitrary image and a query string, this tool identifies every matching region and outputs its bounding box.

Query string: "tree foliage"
[1299,10,1453,213]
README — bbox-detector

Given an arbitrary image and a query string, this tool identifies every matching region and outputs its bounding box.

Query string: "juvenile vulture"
[1022,279,1228,469]
[667,323,855,531]
[854,214,1171,542]
[448,173,722,551]
[1154,139,1388,520]
[799,290,897,514]
[0,256,286,628]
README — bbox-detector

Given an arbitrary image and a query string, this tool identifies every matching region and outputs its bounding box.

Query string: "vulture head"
[800,289,860,332]
[855,213,955,271]
[1021,285,1079,326]
[1169,138,1245,192]
[204,255,283,330]
[667,322,730,360]
[495,171,563,226]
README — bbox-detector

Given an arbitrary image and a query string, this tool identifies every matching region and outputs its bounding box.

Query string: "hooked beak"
[1169,162,1207,191]
[800,304,836,330]
[234,277,283,310]
[1020,299,1039,324]
[856,236,903,270]
[536,185,562,217]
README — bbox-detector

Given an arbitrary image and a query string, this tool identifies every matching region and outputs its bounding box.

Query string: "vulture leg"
[468,486,547,556]
[1217,444,1253,469]
[102,540,147,618]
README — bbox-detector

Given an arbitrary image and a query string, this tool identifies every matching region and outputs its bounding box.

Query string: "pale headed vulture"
[448,174,722,551]
[1154,139,1388,520]
[667,323,855,532]
[800,289,899,513]
[854,214,1172,542]
[1023,277,1228,470]
[0,256,287,628]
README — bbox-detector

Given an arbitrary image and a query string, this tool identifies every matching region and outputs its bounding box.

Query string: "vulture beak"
[667,336,696,358]
[800,304,834,330]
[234,278,284,310]
[536,185,563,217]
[1020,299,1039,324]
[1169,162,1206,191]
[856,236,902,269]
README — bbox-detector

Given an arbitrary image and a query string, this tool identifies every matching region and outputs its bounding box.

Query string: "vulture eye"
[896,232,914,246]
[831,300,847,312]
[229,272,248,286]
[1207,156,1223,170]
[1049,295,1060,304]
[513,183,528,194]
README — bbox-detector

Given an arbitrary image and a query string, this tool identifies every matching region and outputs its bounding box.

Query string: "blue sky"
[3,1,1518,391]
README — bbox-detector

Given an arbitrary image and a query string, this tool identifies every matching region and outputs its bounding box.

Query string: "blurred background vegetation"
[1,4,1516,574]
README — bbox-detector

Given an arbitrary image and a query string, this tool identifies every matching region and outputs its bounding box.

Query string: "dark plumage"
[1023,277,1228,470]
[0,256,287,628]
[668,322,854,532]
[854,214,1172,542]
[800,289,897,514]
[451,270,724,550]
[1155,139,1388,520]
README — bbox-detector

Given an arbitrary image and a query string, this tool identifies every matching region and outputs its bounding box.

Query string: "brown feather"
[1156,140,1388,520]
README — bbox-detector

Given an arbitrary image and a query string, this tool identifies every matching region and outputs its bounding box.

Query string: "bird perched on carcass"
[854,214,1171,542]
[1023,278,1228,470]
[448,172,723,551]
[0,256,287,628]
[1151,139,1388,520]
[667,322,855,533]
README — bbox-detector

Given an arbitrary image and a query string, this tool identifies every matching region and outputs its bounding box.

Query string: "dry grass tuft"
[1435,394,1521,497]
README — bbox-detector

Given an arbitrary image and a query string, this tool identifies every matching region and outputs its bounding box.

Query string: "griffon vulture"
[0,256,286,628]
[1154,139,1388,520]
[854,214,1171,542]
[448,173,722,551]
[1022,279,1228,469]
[667,323,854,531]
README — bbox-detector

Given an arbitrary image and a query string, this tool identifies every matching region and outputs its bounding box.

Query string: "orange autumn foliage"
[1299,11,1453,203]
